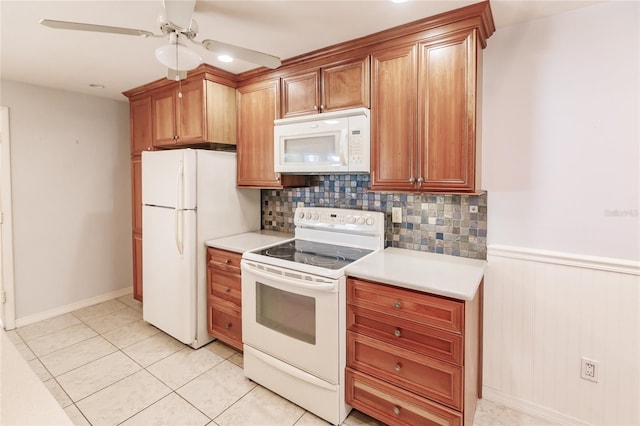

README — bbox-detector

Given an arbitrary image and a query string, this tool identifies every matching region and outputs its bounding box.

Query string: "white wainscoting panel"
[484,245,640,425]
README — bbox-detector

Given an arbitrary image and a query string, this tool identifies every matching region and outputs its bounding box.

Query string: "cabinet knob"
[313,105,318,110]
[408,177,415,184]
[394,301,401,309]
[320,104,325,111]
[147,147,152,151]
[224,259,230,264]
[417,177,424,184]
[275,174,281,182]
[394,328,401,337]
[393,406,401,416]
[394,363,401,372]
[225,323,232,330]
[225,287,231,293]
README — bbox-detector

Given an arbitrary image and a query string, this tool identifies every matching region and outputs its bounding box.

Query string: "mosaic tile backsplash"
[261,175,487,260]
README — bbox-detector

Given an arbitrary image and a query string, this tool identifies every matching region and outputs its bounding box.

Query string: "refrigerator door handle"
[174,209,183,255]
[174,160,184,255]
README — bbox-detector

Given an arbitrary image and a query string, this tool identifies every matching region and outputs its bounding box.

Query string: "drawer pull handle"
[394,301,401,309]
[394,329,401,337]
[394,363,401,372]
[393,406,401,415]
[225,288,231,293]
[224,259,231,265]
[225,323,232,330]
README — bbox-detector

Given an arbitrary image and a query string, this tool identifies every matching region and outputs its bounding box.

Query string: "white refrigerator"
[141,149,260,349]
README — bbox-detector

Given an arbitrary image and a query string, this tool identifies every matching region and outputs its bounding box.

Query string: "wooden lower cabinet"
[206,247,243,351]
[346,369,462,426]
[132,233,142,302]
[346,277,482,425]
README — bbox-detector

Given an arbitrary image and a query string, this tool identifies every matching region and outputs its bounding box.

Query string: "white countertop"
[346,247,487,301]
[205,230,292,253]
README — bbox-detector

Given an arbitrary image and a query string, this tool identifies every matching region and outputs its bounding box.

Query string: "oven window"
[256,282,316,345]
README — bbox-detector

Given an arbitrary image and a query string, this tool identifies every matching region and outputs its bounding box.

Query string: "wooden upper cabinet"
[151,78,236,147]
[322,57,370,111]
[237,79,306,188]
[281,56,370,118]
[129,96,153,154]
[370,44,417,191]
[281,70,321,117]
[418,32,479,192]
[370,30,482,193]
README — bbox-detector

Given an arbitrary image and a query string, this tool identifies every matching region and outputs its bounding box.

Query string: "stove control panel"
[294,207,384,232]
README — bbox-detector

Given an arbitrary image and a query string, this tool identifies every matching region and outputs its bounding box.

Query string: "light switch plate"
[392,207,402,223]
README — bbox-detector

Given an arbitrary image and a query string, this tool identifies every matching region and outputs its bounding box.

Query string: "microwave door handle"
[342,129,349,166]
[242,261,336,292]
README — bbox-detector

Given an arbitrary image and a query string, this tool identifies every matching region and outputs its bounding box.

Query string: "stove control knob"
[366,217,375,226]
[312,213,319,220]
[304,212,312,219]
[297,210,305,219]
[356,216,365,225]
[346,216,356,224]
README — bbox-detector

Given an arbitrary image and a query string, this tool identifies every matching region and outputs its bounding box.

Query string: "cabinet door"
[131,156,142,233]
[417,31,478,192]
[281,70,321,118]
[322,56,370,112]
[130,96,153,154]
[370,44,418,191]
[176,80,206,144]
[152,86,178,146]
[237,79,281,187]
[133,232,143,302]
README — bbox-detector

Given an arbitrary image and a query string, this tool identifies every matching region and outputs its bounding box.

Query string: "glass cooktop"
[255,239,373,270]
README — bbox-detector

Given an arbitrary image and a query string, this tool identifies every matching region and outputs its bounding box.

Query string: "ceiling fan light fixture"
[217,54,233,63]
[155,33,202,71]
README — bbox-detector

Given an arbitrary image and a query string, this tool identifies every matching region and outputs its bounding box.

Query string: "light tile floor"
[8,294,552,426]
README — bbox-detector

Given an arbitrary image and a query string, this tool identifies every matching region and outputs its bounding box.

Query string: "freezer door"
[142,205,197,345]
[142,149,197,209]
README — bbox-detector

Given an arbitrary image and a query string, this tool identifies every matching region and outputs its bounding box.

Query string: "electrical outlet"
[469,205,478,213]
[392,207,402,223]
[581,357,599,382]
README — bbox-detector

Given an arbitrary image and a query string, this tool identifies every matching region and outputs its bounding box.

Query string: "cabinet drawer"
[208,268,241,305]
[347,278,463,334]
[347,331,462,410]
[208,298,242,351]
[347,305,463,365]
[346,368,462,426]
[207,248,242,274]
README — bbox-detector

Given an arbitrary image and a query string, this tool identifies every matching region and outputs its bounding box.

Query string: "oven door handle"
[242,261,337,292]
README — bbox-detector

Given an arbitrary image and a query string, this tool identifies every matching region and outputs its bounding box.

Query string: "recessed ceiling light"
[218,55,233,63]
[89,84,105,89]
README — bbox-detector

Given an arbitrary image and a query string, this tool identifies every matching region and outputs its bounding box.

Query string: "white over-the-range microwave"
[273,107,370,174]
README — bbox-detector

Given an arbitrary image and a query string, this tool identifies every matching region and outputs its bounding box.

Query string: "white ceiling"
[1,0,600,101]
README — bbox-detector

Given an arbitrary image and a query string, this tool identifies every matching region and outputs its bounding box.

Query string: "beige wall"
[0,80,132,322]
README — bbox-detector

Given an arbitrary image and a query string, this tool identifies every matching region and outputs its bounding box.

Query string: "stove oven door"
[241,260,341,384]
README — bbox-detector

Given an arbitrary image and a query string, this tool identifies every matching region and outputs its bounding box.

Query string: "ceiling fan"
[39,0,281,80]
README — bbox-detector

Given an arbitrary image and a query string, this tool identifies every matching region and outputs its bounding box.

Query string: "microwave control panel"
[347,114,370,172]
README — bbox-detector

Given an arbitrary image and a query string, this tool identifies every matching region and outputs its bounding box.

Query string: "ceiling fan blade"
[39,19,156,37]
[163,0,196,31]
[201,39,281,69]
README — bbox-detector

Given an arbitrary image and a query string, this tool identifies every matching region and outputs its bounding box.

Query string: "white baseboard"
[14,287,133,328]
[482,386,590,426]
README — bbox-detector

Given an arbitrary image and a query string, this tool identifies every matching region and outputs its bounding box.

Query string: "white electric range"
[241,207,385,425]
